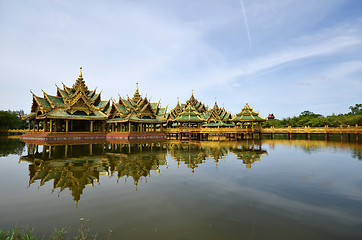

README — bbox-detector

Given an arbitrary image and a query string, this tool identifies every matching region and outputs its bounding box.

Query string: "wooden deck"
[2,125,361,141]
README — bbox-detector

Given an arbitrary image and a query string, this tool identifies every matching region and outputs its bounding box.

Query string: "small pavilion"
[22,67,110,133]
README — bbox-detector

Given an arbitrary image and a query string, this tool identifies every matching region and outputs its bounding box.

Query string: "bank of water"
[0,137,361,239]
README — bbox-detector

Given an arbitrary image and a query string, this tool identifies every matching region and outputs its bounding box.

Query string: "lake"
[0,137,361,239]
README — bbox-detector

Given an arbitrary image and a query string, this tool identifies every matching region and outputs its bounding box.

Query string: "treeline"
[0,110,27,130]
[263,104,362,128]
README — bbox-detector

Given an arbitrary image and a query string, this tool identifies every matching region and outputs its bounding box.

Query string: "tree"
[349,104,362,114]
[0,110,27,130]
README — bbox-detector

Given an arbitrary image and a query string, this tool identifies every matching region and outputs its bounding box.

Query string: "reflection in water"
[264,139,361,160]
[20,143,168,203]
[19,141,268,202]
[0,137,25,157]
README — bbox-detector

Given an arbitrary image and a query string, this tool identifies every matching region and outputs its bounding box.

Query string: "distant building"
[267,113,275,120]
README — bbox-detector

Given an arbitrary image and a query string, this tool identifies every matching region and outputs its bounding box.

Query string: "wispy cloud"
[239,0,252,48]
[194,31,362,89]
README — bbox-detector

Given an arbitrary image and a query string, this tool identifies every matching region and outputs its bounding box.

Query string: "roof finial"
[79,66,82,78]
[136,82,139,91]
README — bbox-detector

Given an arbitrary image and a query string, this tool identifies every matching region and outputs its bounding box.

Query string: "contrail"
[240,0,252,48]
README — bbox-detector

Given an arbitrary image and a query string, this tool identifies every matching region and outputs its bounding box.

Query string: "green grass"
[0,223,112,240]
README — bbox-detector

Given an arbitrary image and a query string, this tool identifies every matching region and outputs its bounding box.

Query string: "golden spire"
[72,66,88,92]
[213,97,219,110]
[132,82,141,103]
[79,66,83,78]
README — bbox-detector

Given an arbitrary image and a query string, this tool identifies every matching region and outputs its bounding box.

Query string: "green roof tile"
[34,95,52,109]
[46,94,64,106]
[46,109,107,119]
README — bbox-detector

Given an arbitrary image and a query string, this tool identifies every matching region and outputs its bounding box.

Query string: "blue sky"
[0,0,361,118]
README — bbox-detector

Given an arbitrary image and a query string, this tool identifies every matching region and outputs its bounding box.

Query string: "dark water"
[0,137,361,239]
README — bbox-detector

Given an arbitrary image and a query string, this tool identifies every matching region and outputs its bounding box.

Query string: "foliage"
[0,222,108,240]
[263,104,362,127]
[0,138,25,157]
[349,104,362,114]
[0,110,27,130]
[0,226,36,240]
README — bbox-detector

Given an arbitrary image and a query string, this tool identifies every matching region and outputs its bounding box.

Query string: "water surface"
[0,137,361,239]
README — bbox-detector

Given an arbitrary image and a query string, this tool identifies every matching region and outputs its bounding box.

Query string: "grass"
[0,222,112,240]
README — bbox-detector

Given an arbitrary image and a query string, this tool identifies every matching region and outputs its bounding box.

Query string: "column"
[50,119,53,133]
[66,120,69,133]
[43,120,47,132]
[65,144,68,158]
[90,121,94,133]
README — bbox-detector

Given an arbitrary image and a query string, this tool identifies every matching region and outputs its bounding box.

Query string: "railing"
[262,125,362,134]
[164,125,361,134]
[0,129,29,133]
[164,126,262,134]
[2,125,361,135]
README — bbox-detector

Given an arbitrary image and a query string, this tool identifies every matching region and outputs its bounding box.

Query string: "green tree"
[349,104,362,114]
[0,110,27,130]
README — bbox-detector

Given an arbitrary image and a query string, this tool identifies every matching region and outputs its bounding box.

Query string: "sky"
[0,0,361,118]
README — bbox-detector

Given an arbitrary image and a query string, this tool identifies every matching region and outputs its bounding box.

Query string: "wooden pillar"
[66,120,69,133]
[112,123,114,132]
[308,133,310,140]
[65,144,68,158]
[42,146,46,158]
[43,119,47,132]
[90,121,94,133]
[356,134,359,142]
[340,133,343,141]
[49,145,52,159]
[50,119,53,133]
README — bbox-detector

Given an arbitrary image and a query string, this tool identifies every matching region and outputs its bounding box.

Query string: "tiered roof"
[108,83,167,123]
[175,103,204,122]
[167,93,236,127]
[203,100,234,127]
[167,92,209,123]
[231,103,265,123]
[23,67,110,121]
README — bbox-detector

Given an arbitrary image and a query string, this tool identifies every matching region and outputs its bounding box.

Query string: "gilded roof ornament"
[132,82,141,103]
[79,66,83,78]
